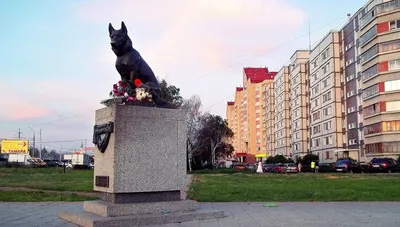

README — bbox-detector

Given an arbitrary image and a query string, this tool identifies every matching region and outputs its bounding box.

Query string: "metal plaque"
[95,176,109,188]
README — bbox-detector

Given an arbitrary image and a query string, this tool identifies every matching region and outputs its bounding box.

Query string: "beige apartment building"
[358,0,400,160]
[289,50,310,160]
[274,66,291,157]
[226,67,276,162]
[263,81,275,158]
[309,31,344,163]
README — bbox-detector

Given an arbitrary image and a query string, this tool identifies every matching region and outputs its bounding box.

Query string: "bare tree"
[180,95,203,171]
[198,113,234,168]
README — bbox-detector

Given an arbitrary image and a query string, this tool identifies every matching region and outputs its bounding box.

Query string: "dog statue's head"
[108,21,129,50]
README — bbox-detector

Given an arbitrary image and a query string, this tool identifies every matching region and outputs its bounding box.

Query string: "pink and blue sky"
[0,0,365,151]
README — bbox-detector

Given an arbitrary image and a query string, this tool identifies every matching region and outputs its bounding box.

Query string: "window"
[389,59,400,71]
[313,125,321,134]
[322,62,331,74]
[312,111,321,121]
[324,136,333,145]
[386,100,400,112]
[366,142,400,154]
[346,74,355,82]
[323,91,332,103]
[312,85,320,96]
[311,98,320,108]
[323,121,332,131]
[294,121,299,129]
[360,45,378,64]
[347,90,355,98]
[362,64,378,81]
[349,139,358,145]
[385,79,400,92]
[295,132,300,139]
[364,122,382,135]
[311,73,318,83]
[323,106,332,116]
[322,47,330,60]
[313,138,320,147]
[360,7,376,27]
[322,77,331,88]
[347,106,356,113]
[362,84,379,99]
[348,122,356,129]
[378,39,400,53]
[325,151,332,159]
[294,143,300,151]
[359,25,377,46]
[377,1,400,15]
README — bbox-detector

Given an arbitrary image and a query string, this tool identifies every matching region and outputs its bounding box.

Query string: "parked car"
[43,159,58,167]
[282,163,299,173]
[333,160,363,173]
[232,163,247,171]
[367,158,399,173]
[262,164,275,172]
[245,163,257,171]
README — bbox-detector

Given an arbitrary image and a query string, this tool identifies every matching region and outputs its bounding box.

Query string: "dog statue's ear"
[121,21,127,34]
[108,23,115,34]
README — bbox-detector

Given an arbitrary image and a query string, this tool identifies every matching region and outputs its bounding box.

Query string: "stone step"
[59,208,225,227]
[83,200,198,217]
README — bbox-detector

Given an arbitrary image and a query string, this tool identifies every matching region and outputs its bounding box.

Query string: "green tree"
[301,154,319,165]
[193,113,234,169]
[158,78,183,108]
[274,155,287,164]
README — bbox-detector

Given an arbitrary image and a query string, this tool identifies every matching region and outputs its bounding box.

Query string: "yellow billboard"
[1,140,29,154]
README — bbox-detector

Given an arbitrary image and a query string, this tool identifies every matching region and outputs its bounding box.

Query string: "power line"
[179,16,348,84]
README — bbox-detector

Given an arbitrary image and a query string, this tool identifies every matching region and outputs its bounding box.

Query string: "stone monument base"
[58,105,225,226]
[59,199,225,227]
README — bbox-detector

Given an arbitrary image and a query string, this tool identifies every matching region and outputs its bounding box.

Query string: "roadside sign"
[1,140,29,154]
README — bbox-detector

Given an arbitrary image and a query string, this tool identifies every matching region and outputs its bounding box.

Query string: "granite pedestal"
[59,104,225,226]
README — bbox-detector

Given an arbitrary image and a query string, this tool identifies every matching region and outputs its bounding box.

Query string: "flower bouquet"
[100,79,155,107]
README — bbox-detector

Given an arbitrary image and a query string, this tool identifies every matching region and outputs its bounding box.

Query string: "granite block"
[93,104,187,194]
[99,191,181,204]
[83,200,198,217]
[59,208,225,227]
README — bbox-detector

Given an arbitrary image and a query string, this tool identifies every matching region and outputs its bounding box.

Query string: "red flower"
[134,79,142,87]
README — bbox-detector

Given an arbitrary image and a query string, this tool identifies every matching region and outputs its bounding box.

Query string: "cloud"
[75,0,307,85]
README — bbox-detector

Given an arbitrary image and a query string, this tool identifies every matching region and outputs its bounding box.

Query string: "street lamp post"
[29,127,36,158]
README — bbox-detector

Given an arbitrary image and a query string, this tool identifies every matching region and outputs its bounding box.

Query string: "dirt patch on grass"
[0,187,99,197]
[325,175,340,179]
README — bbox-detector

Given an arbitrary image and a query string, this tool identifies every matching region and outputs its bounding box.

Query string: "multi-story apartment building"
[341,9,366,161]
[226,101,235,146]
[309,31,345,163]
[357,0,400,160]
[226,67,276,162]
[274,66,291,157]
[263,81,275,159]
[289,50,310,160]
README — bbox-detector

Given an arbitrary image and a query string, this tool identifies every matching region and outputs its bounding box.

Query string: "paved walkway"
[1,202,400,227]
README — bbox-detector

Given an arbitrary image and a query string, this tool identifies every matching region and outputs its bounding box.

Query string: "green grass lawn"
[0,191,95,202]
[188,172,400,202]
[2,167,400,202]
[0,167,93,192]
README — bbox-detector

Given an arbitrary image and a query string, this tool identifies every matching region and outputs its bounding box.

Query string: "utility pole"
[17,128,22,139]
[39,129,42,160]
[308,20,312,51]
[29,127,35,158]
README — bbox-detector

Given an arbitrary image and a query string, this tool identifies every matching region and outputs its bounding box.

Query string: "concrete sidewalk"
[1,202,400,227]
